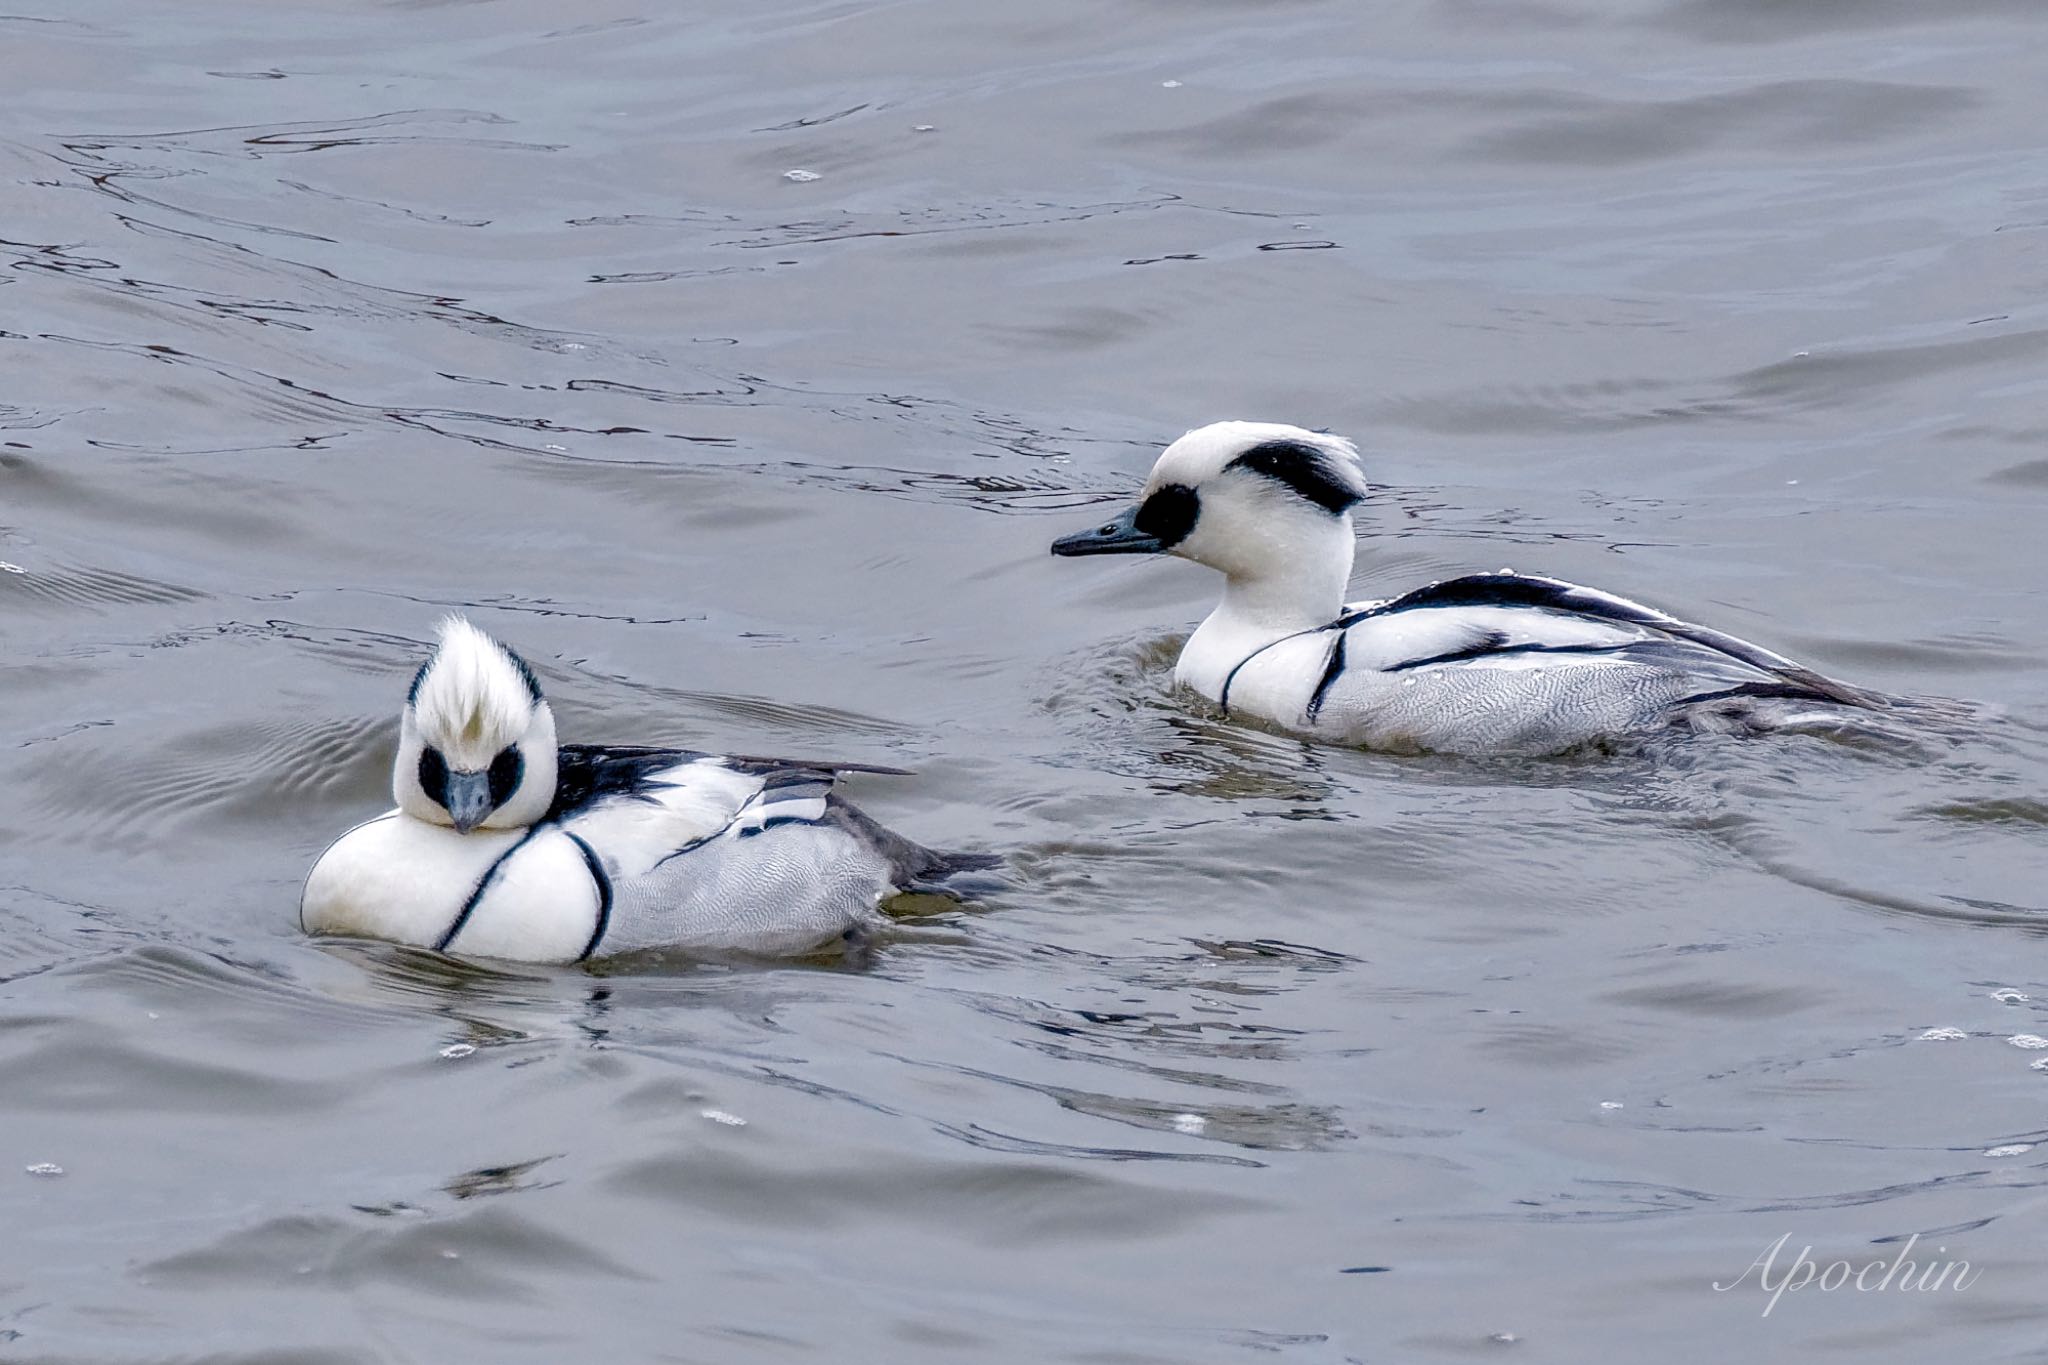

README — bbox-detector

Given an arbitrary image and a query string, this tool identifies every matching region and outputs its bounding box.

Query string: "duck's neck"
[1178,523,1355,698]
[1214,519,1354,636]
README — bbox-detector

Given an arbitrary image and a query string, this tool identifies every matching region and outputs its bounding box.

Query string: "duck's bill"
[1050,505,1162,556]
[445,769,495,834]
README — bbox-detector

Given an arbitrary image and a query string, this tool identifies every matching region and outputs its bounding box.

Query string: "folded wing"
[1348,573,1885,708]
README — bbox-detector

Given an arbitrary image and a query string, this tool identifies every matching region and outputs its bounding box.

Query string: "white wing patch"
[559,757,765,878]
[733,790,831,836]
[556,759,841,878]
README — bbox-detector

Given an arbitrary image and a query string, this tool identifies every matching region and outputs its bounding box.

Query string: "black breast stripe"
[436,826,539,954]
[1304,632,1348,722]
[567,832,613,962]
[1218,622,1333,716]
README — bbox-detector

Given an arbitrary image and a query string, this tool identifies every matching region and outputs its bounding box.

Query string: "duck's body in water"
[302,619,990,962]
[1053,421,1888,756]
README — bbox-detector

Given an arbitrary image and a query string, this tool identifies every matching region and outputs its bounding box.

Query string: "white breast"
[1184,631,1328,724]
[442,829,602,962]
[302,814,515,947]
[301,812,602,964]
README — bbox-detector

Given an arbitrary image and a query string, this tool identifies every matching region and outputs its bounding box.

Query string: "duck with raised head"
[1052,420,1886,756]
[302,618,989,962]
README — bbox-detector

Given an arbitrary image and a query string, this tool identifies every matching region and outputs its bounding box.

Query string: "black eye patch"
[418,746,451,808]
[1133,483,1200,548]
[487,746,524,808]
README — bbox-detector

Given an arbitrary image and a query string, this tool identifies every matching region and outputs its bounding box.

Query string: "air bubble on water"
[1919,1027,1967,1041]
[1598,1101,1623,1110]
[783,169,821,182]
[1161,79,1183,88]
[1171,1112,1207,1135]
[1993,989,2030,1004]
[701,1108,747,1127]
[912,124,936,132]
[439,1043,477,1060]
[2007,1034,2048,1049]
[1985,1143,2034,1157]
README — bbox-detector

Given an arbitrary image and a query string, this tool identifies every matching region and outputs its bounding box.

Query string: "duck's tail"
[824,797,1004,897]
[1674,684,1975,754]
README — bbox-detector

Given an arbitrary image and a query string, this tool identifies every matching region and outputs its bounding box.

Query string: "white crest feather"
[409,616,540,768]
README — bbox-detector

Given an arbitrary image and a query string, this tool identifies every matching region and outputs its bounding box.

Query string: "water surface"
[5,0,2048,1359]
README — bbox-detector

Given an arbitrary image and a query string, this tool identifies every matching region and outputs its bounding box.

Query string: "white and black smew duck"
[1052,420,1887,756]
[302,618,990,961]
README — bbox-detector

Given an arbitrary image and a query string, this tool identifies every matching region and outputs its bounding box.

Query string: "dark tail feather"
[825,797,1003,896]
[1680,680,1863,708]
[1673,680,1957,752]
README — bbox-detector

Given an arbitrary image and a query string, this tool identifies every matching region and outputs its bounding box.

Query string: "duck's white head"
[395,617,559,834]
[1051,421,1366,629]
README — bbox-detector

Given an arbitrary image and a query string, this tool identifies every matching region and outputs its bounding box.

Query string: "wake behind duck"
[1053,421,1889,756]
[302,618,988,962]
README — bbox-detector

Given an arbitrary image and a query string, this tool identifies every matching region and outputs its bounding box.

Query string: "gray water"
[6,0,2048,1359]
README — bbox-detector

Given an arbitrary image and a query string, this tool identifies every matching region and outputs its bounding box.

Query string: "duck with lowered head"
[302,618,989,962]
[1052,420,1886,756]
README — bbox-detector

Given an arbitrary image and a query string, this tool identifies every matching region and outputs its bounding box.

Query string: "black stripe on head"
[407,636,543,708]
[502,646,544,703]
[1133,482,1200,549]
[1225,438,1363,515]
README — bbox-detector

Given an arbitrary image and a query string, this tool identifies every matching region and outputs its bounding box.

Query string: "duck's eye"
[1134,483,1200,548]
[418,746,450,808]
[487,746,524,807]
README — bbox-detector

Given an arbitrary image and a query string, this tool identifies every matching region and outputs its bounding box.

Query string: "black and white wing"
[551,744,991,958]
[1343,573,1885,708]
